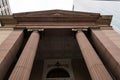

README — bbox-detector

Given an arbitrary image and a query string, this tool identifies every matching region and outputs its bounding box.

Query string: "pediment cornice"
[0,10,112,27]
[14,10,100,17]
[13,10,100,22]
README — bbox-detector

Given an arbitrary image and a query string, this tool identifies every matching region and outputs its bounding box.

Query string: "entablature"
[0,10,112,29]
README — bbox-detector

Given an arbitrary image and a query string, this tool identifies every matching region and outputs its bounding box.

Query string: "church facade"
[0,10,120,80]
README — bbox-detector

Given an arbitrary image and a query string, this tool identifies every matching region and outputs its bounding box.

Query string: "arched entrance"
[42,59,75,80]
[47,68,70,78]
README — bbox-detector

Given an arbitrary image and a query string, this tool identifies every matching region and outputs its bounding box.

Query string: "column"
[76,31,112,80]
[91,29,120,79]
[9,31,40,80]
[0,29,24,80]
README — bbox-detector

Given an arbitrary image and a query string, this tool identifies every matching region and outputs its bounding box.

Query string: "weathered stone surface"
[102,30,120,49]
[14,10,100,22]
[0,10,117,80]
[0,30,24,80]
[0,28,13,45]
[91,30,120,79]
[76,31,112,80]
[9,31,40,80]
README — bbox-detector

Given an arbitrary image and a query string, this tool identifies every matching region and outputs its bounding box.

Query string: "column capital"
[27,28,44,32]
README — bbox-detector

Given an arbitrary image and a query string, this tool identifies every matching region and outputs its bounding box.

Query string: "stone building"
[0,0,11,27]
[0,10,120,80]
[0,0,11,15]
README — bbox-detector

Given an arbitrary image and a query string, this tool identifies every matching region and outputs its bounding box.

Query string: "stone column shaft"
[76,31,112,80]
[91,30,120,79]
[0,30,24,80]
[9,31,40,80]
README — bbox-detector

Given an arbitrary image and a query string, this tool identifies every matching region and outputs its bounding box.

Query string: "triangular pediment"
[14,9,100,18]
[13,10,104,22]
[0,10,112,27]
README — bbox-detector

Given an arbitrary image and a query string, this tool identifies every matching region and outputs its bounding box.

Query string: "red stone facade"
[0,10,120,80]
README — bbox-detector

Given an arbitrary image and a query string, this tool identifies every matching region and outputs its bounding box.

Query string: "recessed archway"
[47,68,70,78]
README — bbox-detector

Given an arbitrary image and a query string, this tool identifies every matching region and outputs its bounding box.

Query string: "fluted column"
[76,31,112,80]
[0,30,24,80]
[9,31,40,80]
[91,29,120,79]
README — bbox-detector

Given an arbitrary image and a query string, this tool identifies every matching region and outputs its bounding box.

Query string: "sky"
[74,0,120,33]
[9,0,73,13]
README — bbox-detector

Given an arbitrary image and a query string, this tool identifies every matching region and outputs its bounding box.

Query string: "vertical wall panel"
[9,31,40,80]
[102,30,120,49]
[0,29,24,79]
[91,29,120,79]
[76,31,112,80]
[0,29,13,45]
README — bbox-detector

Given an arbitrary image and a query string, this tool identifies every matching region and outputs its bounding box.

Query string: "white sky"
[9,0,73,13]
[74,0,120,33]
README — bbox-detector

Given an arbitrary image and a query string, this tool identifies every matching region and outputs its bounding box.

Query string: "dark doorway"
[47,68,70,78]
